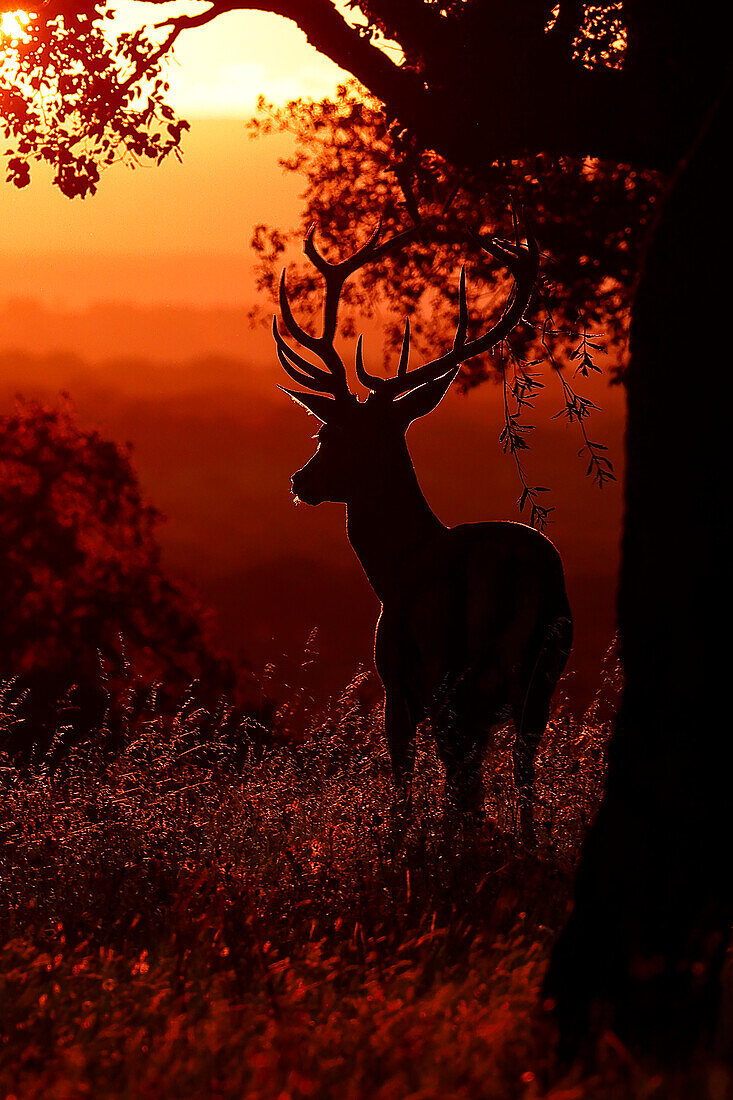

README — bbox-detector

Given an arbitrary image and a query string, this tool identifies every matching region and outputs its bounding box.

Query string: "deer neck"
[345,440,444,604]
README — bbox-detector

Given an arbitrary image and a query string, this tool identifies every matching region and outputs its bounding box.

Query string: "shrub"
[0,397,234,755]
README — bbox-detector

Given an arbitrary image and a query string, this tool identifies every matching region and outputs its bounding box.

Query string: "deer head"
[274,219,539,507]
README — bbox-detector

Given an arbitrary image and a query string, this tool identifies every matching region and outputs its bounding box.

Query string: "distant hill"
[0,329,624,710]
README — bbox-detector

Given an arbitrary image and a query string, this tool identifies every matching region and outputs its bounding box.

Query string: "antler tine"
[304,219,421,295]
[279,271,322,355]
[278,268,350,396]
[272,317,341,393]
[360,222,538,401]
[274,344,326,392]
[398,317,411,377]
[302,222,331,273]
[458,222,539,359]
[371,266,468,399]
[355,316,413,394]
[304,221,384,346]
[355,334,382,391]
[277,216,423,401]
[471,205,539,282]
[452,266,469,353]
[304,220,383,279]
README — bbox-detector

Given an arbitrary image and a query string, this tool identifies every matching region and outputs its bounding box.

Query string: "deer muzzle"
[291,468,322,506]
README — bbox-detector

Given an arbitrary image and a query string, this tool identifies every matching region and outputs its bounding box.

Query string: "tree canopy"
[2,2,730,197]
[0,0,724,356]
[247,83,659,378]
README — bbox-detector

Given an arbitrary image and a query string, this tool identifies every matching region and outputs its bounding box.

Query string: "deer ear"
[279,387,336,422]
[394,367,459,425]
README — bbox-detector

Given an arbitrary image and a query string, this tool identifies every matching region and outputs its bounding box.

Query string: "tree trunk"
[544,70,733,1058]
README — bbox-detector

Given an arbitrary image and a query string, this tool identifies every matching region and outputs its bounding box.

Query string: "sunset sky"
[0,8,625,705]
[1,7,350,306]
[156,6,353,117]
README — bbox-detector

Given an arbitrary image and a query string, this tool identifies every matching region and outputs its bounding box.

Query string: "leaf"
[6,156,30,188]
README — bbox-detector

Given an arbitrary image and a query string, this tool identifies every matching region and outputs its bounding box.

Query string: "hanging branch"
[540,317,616,488]
[498,344,554,531]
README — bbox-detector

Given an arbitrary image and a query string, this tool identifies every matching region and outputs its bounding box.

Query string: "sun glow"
[0,9,29,41]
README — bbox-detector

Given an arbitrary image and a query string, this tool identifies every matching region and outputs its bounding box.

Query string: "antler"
[355,213,540,399]
[274,221,418,400]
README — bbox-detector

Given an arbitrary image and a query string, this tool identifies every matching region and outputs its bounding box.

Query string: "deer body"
[276,220,572,826]
[374,520,571,805]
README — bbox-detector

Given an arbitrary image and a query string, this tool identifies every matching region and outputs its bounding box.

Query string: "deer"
[273,219,572,834]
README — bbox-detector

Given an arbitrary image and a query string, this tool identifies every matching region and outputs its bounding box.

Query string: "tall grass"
[0,661,725,1099]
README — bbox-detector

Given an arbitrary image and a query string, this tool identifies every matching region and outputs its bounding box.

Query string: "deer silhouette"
[274,220,572,831]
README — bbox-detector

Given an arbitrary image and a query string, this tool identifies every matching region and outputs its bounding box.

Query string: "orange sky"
[0,7,348,305]
[0,122,301,309]
[151,6,354,116]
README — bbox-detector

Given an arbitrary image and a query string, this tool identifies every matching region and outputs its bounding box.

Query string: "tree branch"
[50,0,733,174]
[348,1,458,66]
[219,0,625,164]
[224,0,426,119]
[120,6,223,94]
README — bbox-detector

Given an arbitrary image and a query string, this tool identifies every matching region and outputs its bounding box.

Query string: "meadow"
[0,652,725,1099]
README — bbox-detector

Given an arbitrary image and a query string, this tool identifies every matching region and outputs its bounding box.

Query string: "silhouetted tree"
[1,0,730,1059]
[544,77,732,1060]
[0,398,233,753]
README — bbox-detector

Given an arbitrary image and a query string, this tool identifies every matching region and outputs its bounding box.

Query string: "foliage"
[0,1,192,198]
[248,84,661,378]
[0,397,233,748]
[1,661,705,1099]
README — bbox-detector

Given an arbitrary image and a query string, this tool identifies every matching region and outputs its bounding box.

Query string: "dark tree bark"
[544,69,733,1057]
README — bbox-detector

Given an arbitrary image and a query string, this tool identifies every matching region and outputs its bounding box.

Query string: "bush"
[0,397,234,755]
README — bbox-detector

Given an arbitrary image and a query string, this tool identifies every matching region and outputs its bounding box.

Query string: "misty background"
[0,115,624,709]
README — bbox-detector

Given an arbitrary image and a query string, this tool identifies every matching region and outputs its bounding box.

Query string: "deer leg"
[436,711,489,820]
[512,689,551,842]
[384,687,417,792]
[445,747,486,818]
[513,619,571,839]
